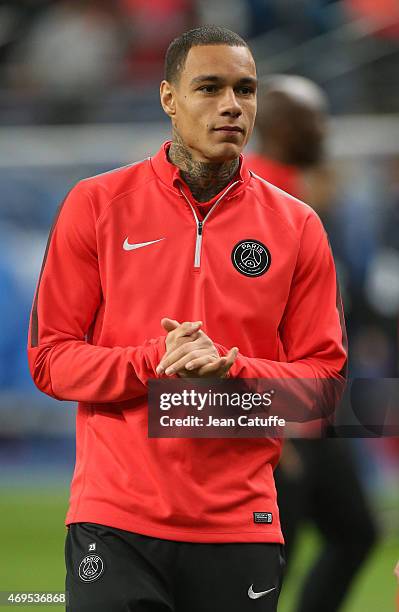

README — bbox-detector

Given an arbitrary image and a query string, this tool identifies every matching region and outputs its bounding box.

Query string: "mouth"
[214,126,244,134]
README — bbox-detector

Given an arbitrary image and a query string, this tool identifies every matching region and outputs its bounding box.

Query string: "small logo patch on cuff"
[253,512,273,524]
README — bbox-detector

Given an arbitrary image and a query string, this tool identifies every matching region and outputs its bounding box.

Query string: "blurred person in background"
[1,0,197,123]
[120,0,196,82]
[6,0,130,123]
[27,26,347,612]
[195,0,250,38]
[246,75,325,199]
[0,0,53,76]
[363,155,399,374]
[248,75,377,612]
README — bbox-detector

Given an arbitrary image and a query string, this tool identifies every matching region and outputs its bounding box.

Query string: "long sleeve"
[27,182,164,403]
[216,213,347,419]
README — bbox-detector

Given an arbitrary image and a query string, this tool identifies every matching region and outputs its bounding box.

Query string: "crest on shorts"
[231,239,271,277]
[78,553,105,583]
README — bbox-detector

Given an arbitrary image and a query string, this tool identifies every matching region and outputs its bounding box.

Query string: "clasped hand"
[156,318,238,378]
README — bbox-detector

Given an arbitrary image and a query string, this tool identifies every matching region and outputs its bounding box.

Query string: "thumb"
[161,317,181,332]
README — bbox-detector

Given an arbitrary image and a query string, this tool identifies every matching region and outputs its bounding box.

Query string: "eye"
[237,86,255,95]
[198,85,218,94]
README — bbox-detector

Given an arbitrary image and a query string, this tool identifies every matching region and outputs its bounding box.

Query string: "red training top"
[28,142,347,543]
[246,153,304,200]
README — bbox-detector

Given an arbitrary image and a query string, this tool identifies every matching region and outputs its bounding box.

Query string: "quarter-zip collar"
[150,141,252,204]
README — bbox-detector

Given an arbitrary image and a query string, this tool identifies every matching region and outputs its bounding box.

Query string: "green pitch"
[278,522,398,612]
[0,488,397,611]
[0,489,68,610]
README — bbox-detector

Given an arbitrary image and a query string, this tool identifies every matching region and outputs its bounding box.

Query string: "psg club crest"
[231,239,271,277]
[78,553,105,583]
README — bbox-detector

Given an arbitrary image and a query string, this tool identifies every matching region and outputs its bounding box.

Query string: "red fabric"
[345,0,399,39]
[119,0,194,79]
[28,142,346,543]
[245,153,340,437]
[246,153,305,200]
[120,0,190,15]
[183,181,238,222]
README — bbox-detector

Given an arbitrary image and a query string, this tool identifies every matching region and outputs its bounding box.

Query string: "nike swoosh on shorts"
[247,585,276,599]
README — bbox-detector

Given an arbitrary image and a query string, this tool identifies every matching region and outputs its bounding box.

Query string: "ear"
[160,80,176,118]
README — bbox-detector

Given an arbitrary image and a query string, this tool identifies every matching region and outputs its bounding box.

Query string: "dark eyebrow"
[190,75,257,87]
[236,77,258,87]
[190,75,222,86]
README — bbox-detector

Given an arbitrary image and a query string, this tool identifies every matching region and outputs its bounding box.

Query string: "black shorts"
[65,522,285,612]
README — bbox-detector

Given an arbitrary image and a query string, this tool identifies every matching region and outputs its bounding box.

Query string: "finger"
[161,317,202,336]
[157,341,197,375]
[173,320,203,339]
[164,349,212,376]
[161,319,203,346]
[184,354,218,371]
[219,347,239,377]
[197,357,227,376]
[161,318,180,332]
[177,354,218,378]
[157,331,207,375]
[223,347,239,369]
[198,347,238,377]
[162,335,213,369]
[174,329,202,348]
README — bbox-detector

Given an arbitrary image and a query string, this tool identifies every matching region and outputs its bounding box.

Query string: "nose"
[219,88,242,118]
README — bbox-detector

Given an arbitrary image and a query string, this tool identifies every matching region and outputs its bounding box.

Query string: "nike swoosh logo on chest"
[123,238,165,251]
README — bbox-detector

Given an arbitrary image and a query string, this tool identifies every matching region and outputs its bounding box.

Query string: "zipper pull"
[198,221,203,236]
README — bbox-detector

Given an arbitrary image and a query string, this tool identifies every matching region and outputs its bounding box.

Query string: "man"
[248,75,376,612]
[28,27,346,612]
[247,74,328,200]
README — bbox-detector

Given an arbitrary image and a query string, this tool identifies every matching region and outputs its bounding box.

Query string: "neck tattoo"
[168,129,240,202]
